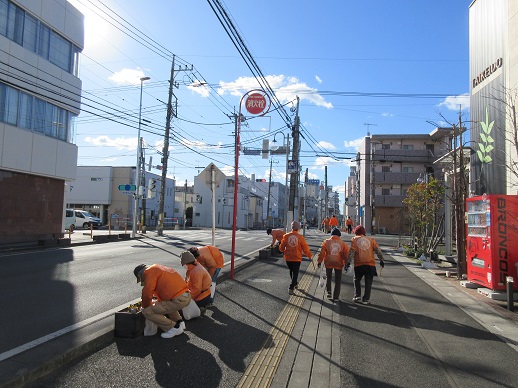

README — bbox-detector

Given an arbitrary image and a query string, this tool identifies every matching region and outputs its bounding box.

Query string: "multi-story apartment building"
[348,128,452,235]
[0,0,84,244]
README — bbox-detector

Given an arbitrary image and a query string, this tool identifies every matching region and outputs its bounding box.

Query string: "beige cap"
[180,251,196,265]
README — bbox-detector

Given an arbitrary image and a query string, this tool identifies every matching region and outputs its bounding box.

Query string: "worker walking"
[346,217,354,234]
[317,227,349,302]
[346,225,385,305]
[279,221,313,295]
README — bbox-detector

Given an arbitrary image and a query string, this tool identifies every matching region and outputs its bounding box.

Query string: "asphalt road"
[0,229,273,355]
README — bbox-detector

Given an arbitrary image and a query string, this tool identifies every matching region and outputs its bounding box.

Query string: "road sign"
[245,93,269,115]
[118,184,136,191]
[287,160,299,174]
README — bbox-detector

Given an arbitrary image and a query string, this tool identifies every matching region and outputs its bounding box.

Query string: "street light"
[131,76,151,238]
[271,132,290,231]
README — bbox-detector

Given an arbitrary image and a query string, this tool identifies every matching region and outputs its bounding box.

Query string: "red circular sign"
[245,93,268,115]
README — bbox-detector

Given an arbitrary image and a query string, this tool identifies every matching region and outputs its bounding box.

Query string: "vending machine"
[466,194,518,291]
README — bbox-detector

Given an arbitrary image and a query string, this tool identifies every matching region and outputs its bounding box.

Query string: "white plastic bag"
[144,319,158,336]
[319,265,326,287]
[210,282,216,298]
[181,298,201,320]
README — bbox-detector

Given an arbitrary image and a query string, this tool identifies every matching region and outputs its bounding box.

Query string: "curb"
[1,248,263,388]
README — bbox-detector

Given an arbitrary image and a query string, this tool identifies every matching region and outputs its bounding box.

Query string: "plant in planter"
[114,300,145,338]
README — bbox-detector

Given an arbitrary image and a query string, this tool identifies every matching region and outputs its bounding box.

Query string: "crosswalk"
[165,229,271,242]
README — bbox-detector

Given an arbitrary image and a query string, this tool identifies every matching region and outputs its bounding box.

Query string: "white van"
[66,209,102,229]
[65,209,75,230]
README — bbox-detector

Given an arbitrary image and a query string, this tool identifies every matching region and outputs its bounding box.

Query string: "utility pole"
[288,97,300,224]
[157,55,193,236]
[303,168,308,236]
[456,107,467,278]
[140,140,146,232]
[183,179,187,230]
[356,152,361,225]
[324,166,328,220]
[266,158,273,228]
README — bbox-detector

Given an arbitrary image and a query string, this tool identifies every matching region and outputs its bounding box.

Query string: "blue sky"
[69,0,471,204]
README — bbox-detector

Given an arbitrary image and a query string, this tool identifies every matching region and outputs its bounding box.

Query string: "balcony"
[372,149,435,163]
[373,172,422,184]
[375,195,406,208]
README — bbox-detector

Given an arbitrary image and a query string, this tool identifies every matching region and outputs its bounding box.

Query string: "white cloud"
[438,94,470,111]
[218,75,333,109]
[333,184,345,195]
[315,75,322,84]
[109,68,150,85]
[187,80,210,97]
[313,156,342,167]
[344,138,364,152]
[382,112,394,117]
[317,141,336,150]
[220,165,234,176]
[84,135,136,150]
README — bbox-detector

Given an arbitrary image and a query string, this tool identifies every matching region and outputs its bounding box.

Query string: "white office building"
[0,0,83,244]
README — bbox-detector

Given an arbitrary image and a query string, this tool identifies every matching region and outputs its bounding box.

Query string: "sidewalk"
[2,234,518,387]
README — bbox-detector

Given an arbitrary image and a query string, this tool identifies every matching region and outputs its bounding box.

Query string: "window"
[403,144,414,150]
[0,1,80,74]
[50,31,71,72]
[382,188,390,196]
[382,144,390,150]
[4,86,18,125]
[18,91,32,128]
[0,0,8,36]
[402,166,414,173]
[38,24,50,59]
[23,13,37,52]
[382,166,390,172]
[6,3,23,44]
[0,81,75,141]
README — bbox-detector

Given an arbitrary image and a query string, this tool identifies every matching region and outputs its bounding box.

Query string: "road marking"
[0,298,140,362]
[238,261,317,387]
[1,245,267,363]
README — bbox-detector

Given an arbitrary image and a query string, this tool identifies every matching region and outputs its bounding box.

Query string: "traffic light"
[196,194,202,203]
[222,198,227,205]
[148,178,157,199]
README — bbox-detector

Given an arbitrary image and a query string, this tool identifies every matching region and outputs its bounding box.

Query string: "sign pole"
[230,90,271,279]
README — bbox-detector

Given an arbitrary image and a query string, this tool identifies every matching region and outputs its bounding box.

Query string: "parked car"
[66,209,102,229]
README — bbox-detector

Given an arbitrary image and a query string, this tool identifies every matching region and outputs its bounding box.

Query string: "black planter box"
[259,248,271,260]
[114,309,145,338]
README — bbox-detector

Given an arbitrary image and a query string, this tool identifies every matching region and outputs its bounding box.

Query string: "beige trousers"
[142,292,191,332]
